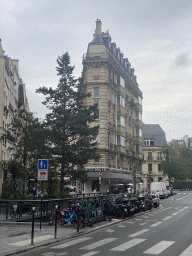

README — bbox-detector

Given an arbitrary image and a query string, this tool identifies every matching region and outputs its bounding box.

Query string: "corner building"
[82,20,143,192]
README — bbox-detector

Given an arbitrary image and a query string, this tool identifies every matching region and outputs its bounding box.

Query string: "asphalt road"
[15,191,192,256]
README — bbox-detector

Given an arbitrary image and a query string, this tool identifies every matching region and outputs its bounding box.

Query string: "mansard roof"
[142,124,166,147]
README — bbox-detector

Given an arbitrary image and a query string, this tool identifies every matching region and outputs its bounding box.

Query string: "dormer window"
[144,138,154,146]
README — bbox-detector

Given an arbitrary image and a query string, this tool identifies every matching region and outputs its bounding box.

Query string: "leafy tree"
[1,109,48,194]
[163,143,192,186]
[36,52,99,194]
[1,160,22,199]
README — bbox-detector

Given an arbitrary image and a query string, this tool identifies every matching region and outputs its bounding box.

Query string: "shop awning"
[86,171,132,184]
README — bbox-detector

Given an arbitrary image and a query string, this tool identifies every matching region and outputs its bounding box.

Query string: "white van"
[150,182,168,199]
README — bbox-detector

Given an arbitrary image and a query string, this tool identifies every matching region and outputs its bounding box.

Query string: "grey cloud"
[171,52,191,68]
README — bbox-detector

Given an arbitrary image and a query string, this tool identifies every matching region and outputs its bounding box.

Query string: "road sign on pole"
[99,172,102,184]
[38,159,48,170]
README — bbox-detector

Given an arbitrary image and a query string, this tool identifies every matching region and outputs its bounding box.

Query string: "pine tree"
[36,52,99,194]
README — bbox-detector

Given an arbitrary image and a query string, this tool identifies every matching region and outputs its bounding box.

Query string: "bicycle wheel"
[72,215,84,229]
[57,214,65,225]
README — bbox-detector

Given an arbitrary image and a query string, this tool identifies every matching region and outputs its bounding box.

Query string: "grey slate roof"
[142,124,166,147]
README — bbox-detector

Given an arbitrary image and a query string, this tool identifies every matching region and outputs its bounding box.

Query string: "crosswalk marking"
[150,222,162,227]
[127,221,135,224]
[129,229,149,237]
[110,238,146,251]
[51,237,93,249]
[81,252,99,256]
[9,235,53,246]
[80,238,118,250]
[105,228,115,232]
[162,216,172,220]
[179,244,192,255]
[140,222,147,225]
[117,224,126,228]
[143,240,175,254]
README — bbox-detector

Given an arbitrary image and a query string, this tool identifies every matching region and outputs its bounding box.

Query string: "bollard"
[54,205,58,238]
[40,197,42,230]
[31,207,35,244]
[76,203,79,233]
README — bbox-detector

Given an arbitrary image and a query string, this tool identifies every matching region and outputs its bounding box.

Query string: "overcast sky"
[1,0,192,142]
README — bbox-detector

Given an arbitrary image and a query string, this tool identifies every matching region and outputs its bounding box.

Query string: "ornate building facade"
[82,20,143,192]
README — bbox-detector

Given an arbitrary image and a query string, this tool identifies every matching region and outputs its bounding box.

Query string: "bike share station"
[0,160,162,245]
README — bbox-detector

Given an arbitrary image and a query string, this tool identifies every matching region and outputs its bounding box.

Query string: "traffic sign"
[38,159,48,170]
[37,170,48,181]
[99,172,101,177]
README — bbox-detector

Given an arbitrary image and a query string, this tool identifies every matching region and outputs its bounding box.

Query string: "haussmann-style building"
[81,20,143,193]
[142,124,169,192]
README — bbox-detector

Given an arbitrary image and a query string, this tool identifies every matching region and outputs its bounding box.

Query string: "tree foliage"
[163,143,192,183]
[36,52,99,194]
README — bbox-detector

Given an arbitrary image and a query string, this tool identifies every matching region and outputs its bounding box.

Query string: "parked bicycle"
[57,203,84,229]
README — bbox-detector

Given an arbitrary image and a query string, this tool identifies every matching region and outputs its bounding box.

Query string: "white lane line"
[9,235,53,246]
[51,237,93,249]
[162,216,172,220]
[143,240,175,254]
[81,252,100,256]
[179,244,192,255]
[110,238,146,251]
[172,212,179,215]
[150,222,162,227]
[128,229,149,237]
[117,225,126,228]
[140,222,147,226]
[105,228,115,232]
[127,221,135,224]
[80,238,118,250]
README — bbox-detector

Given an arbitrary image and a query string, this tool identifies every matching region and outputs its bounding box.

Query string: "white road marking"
[143,240,175,254]
[162,216,172,220]
[179,244,192,255]
[128,229,149,237]
[110,238,146,251]
[140,222,147,226]
[81,252,100,256]
[9,235,53,246]
[150,222,162,227]
[135,218,143,221]
[117,225,126,228]
[127,221,135,224]
[42,253,67,256]
[105,228,115,233]
[80,238,118,250]
[51,237,93,249]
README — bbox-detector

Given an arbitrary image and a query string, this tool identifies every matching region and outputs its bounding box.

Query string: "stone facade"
[82,20,143,192]
[0,39,28,193]
[142,124,169,191]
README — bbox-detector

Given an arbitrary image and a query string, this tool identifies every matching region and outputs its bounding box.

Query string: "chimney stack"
[96,19,102,35]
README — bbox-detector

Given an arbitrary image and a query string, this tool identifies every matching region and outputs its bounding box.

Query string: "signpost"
[37,159,48,181]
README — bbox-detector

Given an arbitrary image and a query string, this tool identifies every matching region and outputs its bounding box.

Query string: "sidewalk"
[0,218,123,256]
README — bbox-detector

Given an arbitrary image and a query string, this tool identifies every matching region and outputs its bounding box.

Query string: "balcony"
[135,136,143,144]
[135,119,142,128]
[135,103,142,112]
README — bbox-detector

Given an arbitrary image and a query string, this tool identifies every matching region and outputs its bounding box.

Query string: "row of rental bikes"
[55,193,160,229]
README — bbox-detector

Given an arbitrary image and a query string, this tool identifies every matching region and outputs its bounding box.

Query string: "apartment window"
[158,164,162,172]
[136,112,142,121]
[158,177,162,182]
[120,76,125,88]
[117,95,125,108]
[148,163,152,173]
[94,109,99,119]
[144,138,155,146]
[157,152,162,161]
[94,159,99,163]
[136,128,142,137]
[94,87,99,98]
[148,152,152,161]
[117,116,125,127]
[117,135,125,147]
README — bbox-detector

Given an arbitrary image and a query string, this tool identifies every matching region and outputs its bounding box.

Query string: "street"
[12,191,192,256]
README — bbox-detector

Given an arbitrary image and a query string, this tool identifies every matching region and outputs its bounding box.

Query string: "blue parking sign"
[38,159,48,170]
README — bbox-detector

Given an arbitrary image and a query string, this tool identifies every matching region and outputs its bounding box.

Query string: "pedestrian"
[127,187,132,197]
[32,188,36,197]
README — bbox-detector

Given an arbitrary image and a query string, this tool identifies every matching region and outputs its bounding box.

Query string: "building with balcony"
[82,20,143,193]
[0,39,28,193]
[142,124,168,191]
